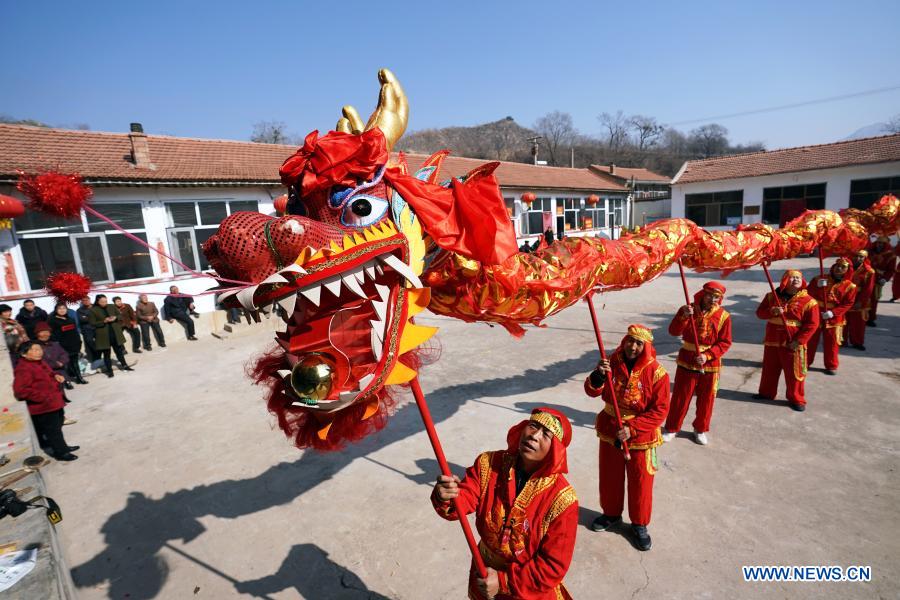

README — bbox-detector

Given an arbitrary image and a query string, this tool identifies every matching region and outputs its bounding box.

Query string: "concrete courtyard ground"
[43,257,899,600]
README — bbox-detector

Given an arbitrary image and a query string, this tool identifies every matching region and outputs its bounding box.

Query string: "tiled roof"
[589,164,670,183]
[673,133,900,184]
[0,124,625,192]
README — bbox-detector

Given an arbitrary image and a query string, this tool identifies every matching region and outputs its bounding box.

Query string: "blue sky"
[3,0,898,150]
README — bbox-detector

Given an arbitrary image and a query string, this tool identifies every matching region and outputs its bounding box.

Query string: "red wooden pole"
[761,263,794,343]
[817,247,829,331]
[585,292,631,461]
[676,259,703,356]
[410,377,488,579]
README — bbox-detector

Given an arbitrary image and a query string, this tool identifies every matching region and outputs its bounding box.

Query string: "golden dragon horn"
[336,69,408,152]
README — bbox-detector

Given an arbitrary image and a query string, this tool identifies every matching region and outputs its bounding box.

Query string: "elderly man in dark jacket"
[88,294,133,377]
[76,296,98,366]
[113,296,142,353]
[16,298,49,339]
[163,286,198,340]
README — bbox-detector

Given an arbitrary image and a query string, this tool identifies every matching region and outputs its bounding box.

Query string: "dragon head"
[204,70,473,449]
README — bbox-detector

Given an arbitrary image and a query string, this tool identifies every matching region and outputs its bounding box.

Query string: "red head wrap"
[694,281,726,305]
[506,407,572,475]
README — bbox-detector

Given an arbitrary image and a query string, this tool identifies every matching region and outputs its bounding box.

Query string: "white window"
[523,197,552,235]
[17,203,153,290]
[164,200,259,272]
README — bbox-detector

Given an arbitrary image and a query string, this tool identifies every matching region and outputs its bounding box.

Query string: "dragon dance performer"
[754,270,820,411]
[662,282,732,446]
[893,242,900,302]
[868,236,896,323]
[846,250,876,350]
[584,324,669,551]
[807,258,858,375]
[432,407,578,600]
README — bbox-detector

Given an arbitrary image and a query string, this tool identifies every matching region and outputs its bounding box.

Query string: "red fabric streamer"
[16,171,92,219]
[386,163,518,266]
[280,129,388,193]
[45,272,92,304]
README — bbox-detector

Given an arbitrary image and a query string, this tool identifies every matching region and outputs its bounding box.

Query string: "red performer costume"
[584,324,669,551]
[846,250,875,349]
[755,270,819,410]
[664,282,731,441]
[807,258,857,373]
[868,236,896,322]
[432,407,578,600]
[892,243,900,302]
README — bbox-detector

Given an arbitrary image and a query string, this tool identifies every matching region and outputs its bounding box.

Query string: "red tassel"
[16,171,92,219]
[45,272,92,304]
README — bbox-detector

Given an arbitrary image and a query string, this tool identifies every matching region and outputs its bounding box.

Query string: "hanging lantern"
[587,194,600,206]
[273,194,289,215]
[0,194,25,229]
[521,192,536,206]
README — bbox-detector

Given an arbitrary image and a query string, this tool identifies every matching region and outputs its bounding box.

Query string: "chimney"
[129,122,156,170]
[609,163,616,175]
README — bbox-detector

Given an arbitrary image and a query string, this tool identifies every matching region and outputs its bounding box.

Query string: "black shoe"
[159,343,167,348]
[789,402,806,412]
[824,369,837,375]
[56,453,78,462]
[851,344,866,351]
[866,320,876,327]
[590,514,622,532]
[133,348,143,353]
[105,370,114,378]
[75,377,88,385]
[144,347,152,352]
[632,525,652,551]
[64,381,74,390]
[188,336,198,341]
[67,446,80,452]
[889,298,897,303]
[121,365,135,372]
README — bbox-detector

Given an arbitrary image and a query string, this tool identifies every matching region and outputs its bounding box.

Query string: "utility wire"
[668,84,900,126]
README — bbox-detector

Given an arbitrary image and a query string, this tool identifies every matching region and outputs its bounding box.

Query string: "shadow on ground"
[72,350,599,599]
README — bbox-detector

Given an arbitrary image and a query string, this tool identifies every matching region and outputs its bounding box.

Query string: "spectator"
[76,296,99,370]
[13,341,78,461]
[34,321,73,391]
[113,296,142,354]
[164,286,198,340]
[88,294,132,377]
[1,303,29,363]
[48,303,88,385]
[135,293,166,350]
[15,299,49,339]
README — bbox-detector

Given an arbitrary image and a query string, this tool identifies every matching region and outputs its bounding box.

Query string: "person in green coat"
[88,294,133,378]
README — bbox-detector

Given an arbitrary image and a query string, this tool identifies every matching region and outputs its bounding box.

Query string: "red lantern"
[587,194,600,206]
[273,194,289,215]
[0,194,25,229]
[521,192,536,206]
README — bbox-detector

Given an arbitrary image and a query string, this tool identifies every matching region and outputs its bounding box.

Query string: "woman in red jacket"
[13,341,78,461]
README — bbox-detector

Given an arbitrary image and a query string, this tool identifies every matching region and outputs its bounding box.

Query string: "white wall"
[671,161,900,227]
[0,184,280,314]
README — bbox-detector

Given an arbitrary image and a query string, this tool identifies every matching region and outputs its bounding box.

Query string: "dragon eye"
[340,195,388,227]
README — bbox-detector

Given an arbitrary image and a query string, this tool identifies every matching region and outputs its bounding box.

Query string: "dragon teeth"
[277,293,297,316]
[378,254,422,288]
[359,374,374,389]
[342,270,367,299]
[300,285,321,307]
[371,298,387,321]
[364,265,376,280]
[323,276,342,297]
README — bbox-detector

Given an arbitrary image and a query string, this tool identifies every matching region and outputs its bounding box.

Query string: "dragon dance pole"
[676,259,703,356]
[761,262,794,343]
[585,292,631,461]
[410,377,488,579]
[817,246,829,331]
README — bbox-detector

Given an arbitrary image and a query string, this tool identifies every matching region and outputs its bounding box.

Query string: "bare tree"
[251,121,292,144]
[533,111,577,166]
[886,113,900,134]
[629,115,664,150]
[688,124,729,158]
[598,110,630,152]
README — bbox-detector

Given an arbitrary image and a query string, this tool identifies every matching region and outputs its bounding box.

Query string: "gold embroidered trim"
[652,365,667,384]
[530,411,564,442]
[477,451,493,498]
[768,318,801,326]
[540,486,577,538]
[682,342,711,352]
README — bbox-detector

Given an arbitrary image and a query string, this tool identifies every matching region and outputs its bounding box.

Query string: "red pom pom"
[45,272,92,304]
[16,171,92,219]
